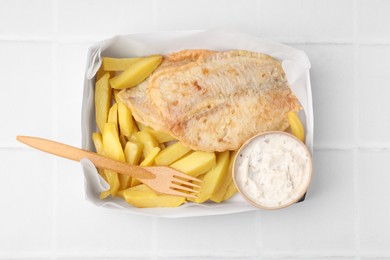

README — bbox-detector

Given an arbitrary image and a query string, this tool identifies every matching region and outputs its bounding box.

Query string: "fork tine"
[172,178,201,188]
[170,183,199,193]
[173,172,203,183]
[167,189,198,199]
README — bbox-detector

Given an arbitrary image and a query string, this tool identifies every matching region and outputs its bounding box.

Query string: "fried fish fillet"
[119,50,216,131]
[119,50,301,152]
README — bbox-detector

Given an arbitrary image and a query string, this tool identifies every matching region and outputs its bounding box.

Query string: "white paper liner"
[81,30,313,218]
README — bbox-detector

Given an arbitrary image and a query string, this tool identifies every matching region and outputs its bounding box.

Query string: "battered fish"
[119,50,216,131]
[119,50,301,152]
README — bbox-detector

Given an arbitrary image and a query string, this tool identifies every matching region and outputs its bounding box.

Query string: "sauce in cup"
[233,132,312,210]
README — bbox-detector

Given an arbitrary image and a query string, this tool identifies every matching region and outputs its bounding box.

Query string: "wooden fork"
[16,135,202,199]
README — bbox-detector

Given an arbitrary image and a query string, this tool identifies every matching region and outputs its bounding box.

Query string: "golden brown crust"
[120,49,301,152]
[118,50,215,131]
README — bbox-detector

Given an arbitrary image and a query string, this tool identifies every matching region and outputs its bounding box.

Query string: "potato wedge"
[126,140,145,187]
[143,126,176,143]
[92,132,107,181]
[103,123,125,161]
[123,184,185,208]
[103,170,121,196]
[135,120,146,131]
[96,65,106,81]
[154,141,191,166]
[109,55,163,89]
[288,111,305,142]
[119,134,127,150]
[100,189,111,199]
[133,130,159,158]
[92,132,104,154]
[107,103,118,126]
[140,147,161,166]
[170,151,216,177]
[117,98,136,138]
[210,151,237,203]
[222,180,238,201]
[131,146,161,187]
[119,141,143,189]
[94,72,111,133]
[189,151,230,203]
[102,123,125,195]
[124,141,143,165]
[102,57,141,71]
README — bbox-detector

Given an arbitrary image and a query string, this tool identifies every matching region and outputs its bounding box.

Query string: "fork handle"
[16,135,154,179]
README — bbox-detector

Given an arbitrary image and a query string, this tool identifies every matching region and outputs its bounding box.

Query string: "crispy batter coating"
[119,50,301,152]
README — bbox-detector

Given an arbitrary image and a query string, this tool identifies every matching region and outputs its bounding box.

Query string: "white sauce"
[235,133,311,208]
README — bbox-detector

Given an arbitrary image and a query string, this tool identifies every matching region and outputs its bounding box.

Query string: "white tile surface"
[55,159,155,256]
[357,45,390,145]
[154,0,257,32]
[57,0,155,35]
[292,44,356,147]
[358,0,390,40]
[358,150,390,254]
[155,212,257,257]
[158,256,263,260]
[1,0,390,259]
[259,150,355,255]
[0,149,53,256]
[56,43,91,146]
[261,258,355,260]
[0,42,53,147]
[254,0,355,42]
[0,0,52,36]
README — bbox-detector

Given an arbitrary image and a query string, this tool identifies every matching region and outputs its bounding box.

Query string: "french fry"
[131,146,161,187]
[143,126,176,143]
[119,134,128,150]
[135,120,146,131]
[122,184,185,208]
[92,132,104,154]
[133,130,159,158]
[94,72,111,133]
[124,141,143,165]
[170,151,216,177]
[210,151,237,203]
[109,55,163,89]
[92,132,107,182]
[102,123,125,195]
[288,111,305,142]
[154,141,191,166]
[102,57,141,71]
[100,190,111,199]
[222,180,238,201]
[189,151,230,203]
[130,179,141,188]
[107,103,118,126]
[117,97,136,138]
[103,123,125,161]
[124,141,144,188]
[96,65,106,81]
[140,147,161,166]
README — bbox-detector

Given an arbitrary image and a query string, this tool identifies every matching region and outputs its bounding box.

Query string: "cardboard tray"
[81,30,313,218]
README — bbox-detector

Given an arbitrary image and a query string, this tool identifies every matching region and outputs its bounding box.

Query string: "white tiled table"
[1,0,390,259]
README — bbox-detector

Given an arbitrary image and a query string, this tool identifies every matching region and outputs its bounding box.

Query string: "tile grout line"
[353,0,361,259]
[51,0,59,259]
[2,34,390,45]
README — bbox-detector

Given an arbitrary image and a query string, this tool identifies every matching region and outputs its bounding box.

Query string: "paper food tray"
[81,30,313,218]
